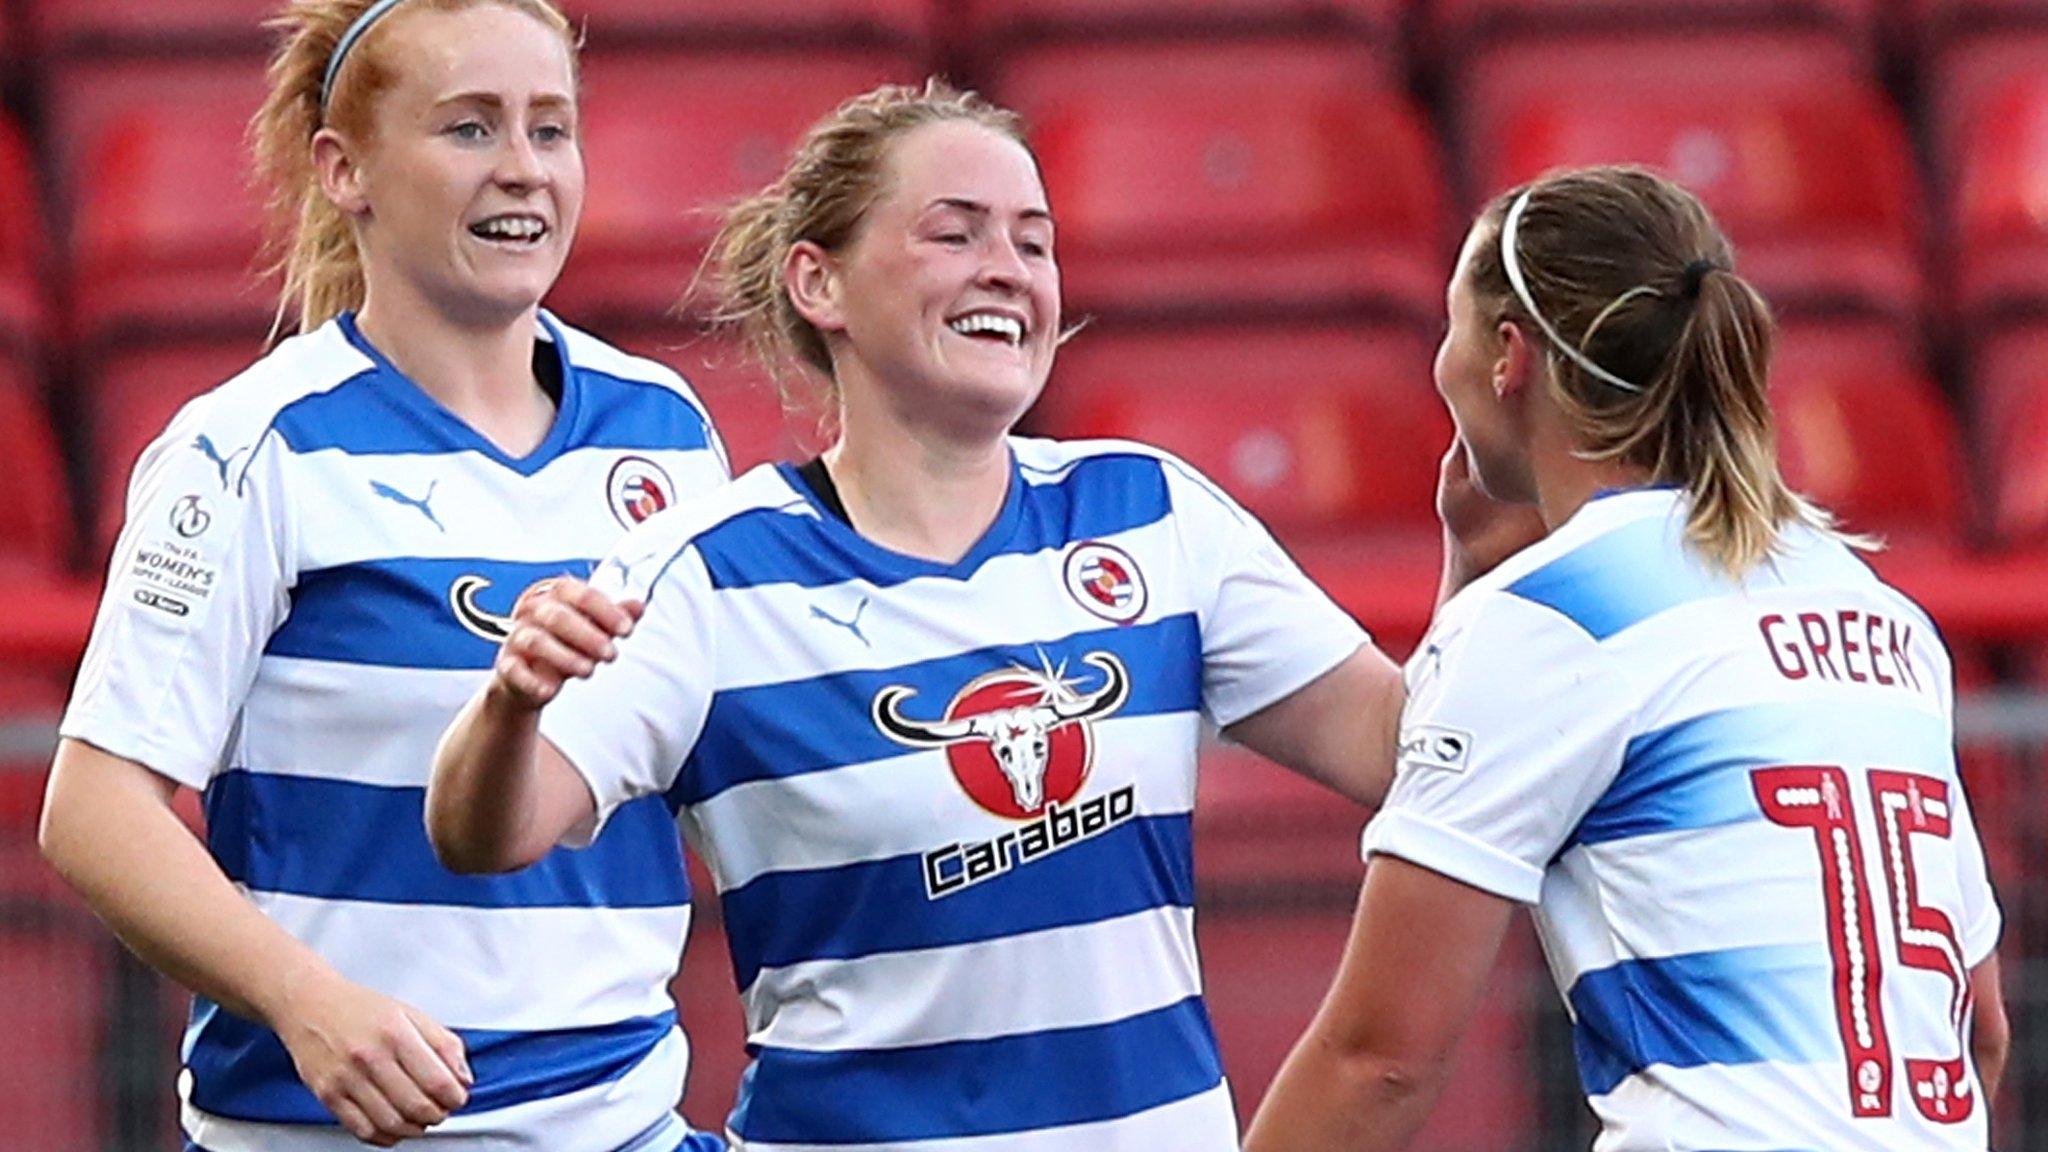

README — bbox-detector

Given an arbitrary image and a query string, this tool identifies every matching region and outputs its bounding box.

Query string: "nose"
[977,233,1032,294]
[495,128,547,190]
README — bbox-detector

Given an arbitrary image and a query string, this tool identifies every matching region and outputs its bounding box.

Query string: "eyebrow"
[432,91,576,112]
[928,197,1055,225]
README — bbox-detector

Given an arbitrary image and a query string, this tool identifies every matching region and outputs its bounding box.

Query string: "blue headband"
[320,0,410,112]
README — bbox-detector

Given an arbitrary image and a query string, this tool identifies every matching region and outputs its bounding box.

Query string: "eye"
[446,120,488,142]
[1019,239,1052,259]
[532,122,572,144]
[933,232,971,247]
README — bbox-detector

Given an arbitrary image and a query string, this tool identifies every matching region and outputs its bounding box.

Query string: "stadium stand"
[0,114,50,350]
[50,56,274,338]
[1972,325,2048,551]
[554,49,921,324]
[991,39,1446,324]
[1931,33,2048,329]
[560,0,935,48]
[28,0,278,53]
[1034,324,1449,539]
[1457,33,1924,325]
[0,377,71,578]
[606,328,827,470]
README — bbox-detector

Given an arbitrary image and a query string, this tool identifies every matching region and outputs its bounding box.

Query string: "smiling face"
[815,119,1060,435]
[323,4,583,326]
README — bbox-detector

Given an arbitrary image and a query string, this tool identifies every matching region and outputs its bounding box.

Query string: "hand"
[271,968,473,1146]
[491,576,644,709]
[1435,436,1548,599]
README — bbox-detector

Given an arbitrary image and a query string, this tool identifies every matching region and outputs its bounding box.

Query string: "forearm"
[40,742,338,1027]
[1225,645,1404,809]
[1243,1034,1447,1152]
[1970,957,2009,1100]
[426,683,552,872]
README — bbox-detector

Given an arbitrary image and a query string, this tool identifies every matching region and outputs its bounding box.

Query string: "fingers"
[405,1005,476,1094]
[494,576,641,705]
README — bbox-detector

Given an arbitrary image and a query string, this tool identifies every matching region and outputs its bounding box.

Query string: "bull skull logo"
[873,652,1131,815]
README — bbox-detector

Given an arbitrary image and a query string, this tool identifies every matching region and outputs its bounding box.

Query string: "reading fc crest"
[1063,542,1147,625]
[607,456,675,528]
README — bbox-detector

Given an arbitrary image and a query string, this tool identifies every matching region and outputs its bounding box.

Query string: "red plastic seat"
[1931,36,2048,325]
[31,0,277,51]
[0,114,48,349]
[1035,326,1450,538]
[52,59,274,337]
[605,329,828,471]
[0,838,110,1152]
[88,341,263,564]
[1770,324,1967,547]
[1459,35,1921,322]
[0,375,72,578]
[965,0,1402,64]
[993,41,1444,324]
[562,0,933,47]
[1429,0,1880,60]
[1971,326,2048,551]
[556,49,918,324]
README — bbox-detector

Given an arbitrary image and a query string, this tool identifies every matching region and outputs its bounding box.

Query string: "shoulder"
[151,321,378,488]
[548,316,709,407]
[1012,435,1251,527]
[602,463,809,599]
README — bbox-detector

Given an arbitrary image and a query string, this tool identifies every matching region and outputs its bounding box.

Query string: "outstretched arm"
[1242,855,1517,1152]
[428,576,638,873]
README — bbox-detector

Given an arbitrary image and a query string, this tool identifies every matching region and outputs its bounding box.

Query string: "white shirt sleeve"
[59,397,295,790]
[1362,594,1635,905]
[540,522,717,846]
[1159,459,1369,728]
[1947,780,2004,967]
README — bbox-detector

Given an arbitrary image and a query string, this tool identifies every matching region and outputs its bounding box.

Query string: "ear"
[784,240,846,335]
[312,127,370,217]
[1492,319,1540,401]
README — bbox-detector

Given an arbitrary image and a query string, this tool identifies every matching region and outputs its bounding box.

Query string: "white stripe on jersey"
[743,906,1202,1050]
[246,891,689,1031]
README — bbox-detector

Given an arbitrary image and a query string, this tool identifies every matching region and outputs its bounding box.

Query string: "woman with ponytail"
[1246,166,2009,1152]
[39,2,730,1148]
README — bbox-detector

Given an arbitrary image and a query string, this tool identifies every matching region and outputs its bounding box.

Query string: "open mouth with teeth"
[469,215,549,246]
[948,311,1027,347]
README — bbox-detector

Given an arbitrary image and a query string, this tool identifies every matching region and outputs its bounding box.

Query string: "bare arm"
[1225,645,1405,808]
[427,576,635,873]
[40,739,471,1145]
[1242,855,1517,1152]
[1970,953,2009,1102]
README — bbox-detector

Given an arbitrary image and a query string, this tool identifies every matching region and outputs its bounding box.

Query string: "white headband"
[320,0,410,112]
[1499,187,1646,395]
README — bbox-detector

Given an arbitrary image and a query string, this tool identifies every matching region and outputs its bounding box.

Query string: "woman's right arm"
[40,739,472,1146]
[427,576,640,873]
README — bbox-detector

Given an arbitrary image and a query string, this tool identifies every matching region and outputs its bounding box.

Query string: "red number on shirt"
[1750,766,1975,1124]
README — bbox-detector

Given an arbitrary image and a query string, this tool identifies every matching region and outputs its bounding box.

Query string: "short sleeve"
[59,398,295,790]
[1947,781,2004,967]
[540,523,718,846]
[1162,460,1368,727]
[1361,594,1635,905]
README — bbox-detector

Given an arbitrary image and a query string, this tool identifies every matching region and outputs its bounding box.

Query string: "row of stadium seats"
[0,32,2042,357]
[2,0,2044,60]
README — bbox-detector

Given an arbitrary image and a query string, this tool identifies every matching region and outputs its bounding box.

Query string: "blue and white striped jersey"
[62,312,730,1152]
[1367,488,2001,1152]
[540,438,1369,1151]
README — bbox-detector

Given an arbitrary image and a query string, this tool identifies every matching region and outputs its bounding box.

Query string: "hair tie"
[321,0,411,113]
[1681,258,1727,300]
[1499,187,1645,394]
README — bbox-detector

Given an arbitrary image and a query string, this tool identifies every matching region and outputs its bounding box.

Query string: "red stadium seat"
[31,0,278,51]
[87,340,264,563]
[0,114,48,349]
[1971,326,2048,551]
[964,0,1402,63]
[605,329,828,471]
[1770,324,1968,548]
[1195,741,1371,895]
[0,376,72,578]
[992,41,1445,324]
[1459,35,1922,322]
[556,49,919,323]
[561,0,933,48]
[0,840,110,1152]
[1428,0,1880,60]
[1931,35,2048,325]
[1035,325,1450,538]
[51,59,274,337]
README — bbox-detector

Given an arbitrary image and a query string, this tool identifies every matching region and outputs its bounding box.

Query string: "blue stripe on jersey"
[677,614,1202,808]
[184,998,675,1122]
[1505,514,1730,640]
[1568,702,1956,849]
[721,814,1194,990]
[205,773,688,908]
[693,453,1171,591]
[730,996,1222,1144]
[1570,943,1836,1097]
[267,557,591,670]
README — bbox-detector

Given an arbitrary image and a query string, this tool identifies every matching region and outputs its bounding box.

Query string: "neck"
[825,381,1014,565]
[1527,404,1655,530]
[355,285,555,457]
